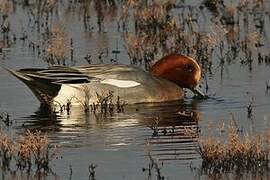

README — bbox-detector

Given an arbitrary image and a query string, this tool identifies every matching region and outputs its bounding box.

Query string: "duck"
[7,54,204,107]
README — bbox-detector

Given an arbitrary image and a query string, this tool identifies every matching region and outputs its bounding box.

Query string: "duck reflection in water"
[20,99,200,162]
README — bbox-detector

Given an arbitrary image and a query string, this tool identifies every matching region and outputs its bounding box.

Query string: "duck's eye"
[185,64,194,72]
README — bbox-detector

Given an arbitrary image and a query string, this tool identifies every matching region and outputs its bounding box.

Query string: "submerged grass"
[143,141,165,180]
[0,111,11,126]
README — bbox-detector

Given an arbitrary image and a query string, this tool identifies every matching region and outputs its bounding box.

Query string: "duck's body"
[8,54,202,107]
[9,64,183,106]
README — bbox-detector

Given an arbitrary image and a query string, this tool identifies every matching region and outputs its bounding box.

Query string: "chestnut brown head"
[150,54,201,89]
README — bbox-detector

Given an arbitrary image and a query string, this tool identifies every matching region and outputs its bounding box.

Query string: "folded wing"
[7,66,97,105]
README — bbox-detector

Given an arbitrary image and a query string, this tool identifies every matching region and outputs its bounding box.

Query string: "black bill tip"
[189,87,209,99]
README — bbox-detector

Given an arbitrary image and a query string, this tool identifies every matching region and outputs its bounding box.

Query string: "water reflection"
[18,100,200,162]
[17,107,62,131]
[146,114,199,162]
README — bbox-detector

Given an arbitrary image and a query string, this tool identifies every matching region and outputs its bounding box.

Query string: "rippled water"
[1,1,270,180]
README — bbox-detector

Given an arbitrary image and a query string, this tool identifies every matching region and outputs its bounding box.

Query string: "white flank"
[54,84,81,106]
[101,79,141,88]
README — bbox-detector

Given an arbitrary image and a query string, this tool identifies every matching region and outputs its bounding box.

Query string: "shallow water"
[0,1,270,180]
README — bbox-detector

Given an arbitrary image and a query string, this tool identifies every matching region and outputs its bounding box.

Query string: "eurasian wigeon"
[7,54,204,106]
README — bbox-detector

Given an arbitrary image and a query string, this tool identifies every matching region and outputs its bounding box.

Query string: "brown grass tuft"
[17,130,57,171]
[0,131,15,169]
[197,122,270,174]
[0,130,57,173]
[47,23,69,65]
[0,0,13,15]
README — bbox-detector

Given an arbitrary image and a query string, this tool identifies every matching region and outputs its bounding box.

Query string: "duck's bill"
[189,87,208,99]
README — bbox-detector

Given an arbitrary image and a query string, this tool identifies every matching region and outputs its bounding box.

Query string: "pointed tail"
[5,67,32,82]
[5,68,61,105]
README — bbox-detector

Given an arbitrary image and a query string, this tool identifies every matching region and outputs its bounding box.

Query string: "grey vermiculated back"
[8,64,184,105]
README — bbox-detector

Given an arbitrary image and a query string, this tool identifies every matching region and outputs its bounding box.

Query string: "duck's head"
[150,54,203,96]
